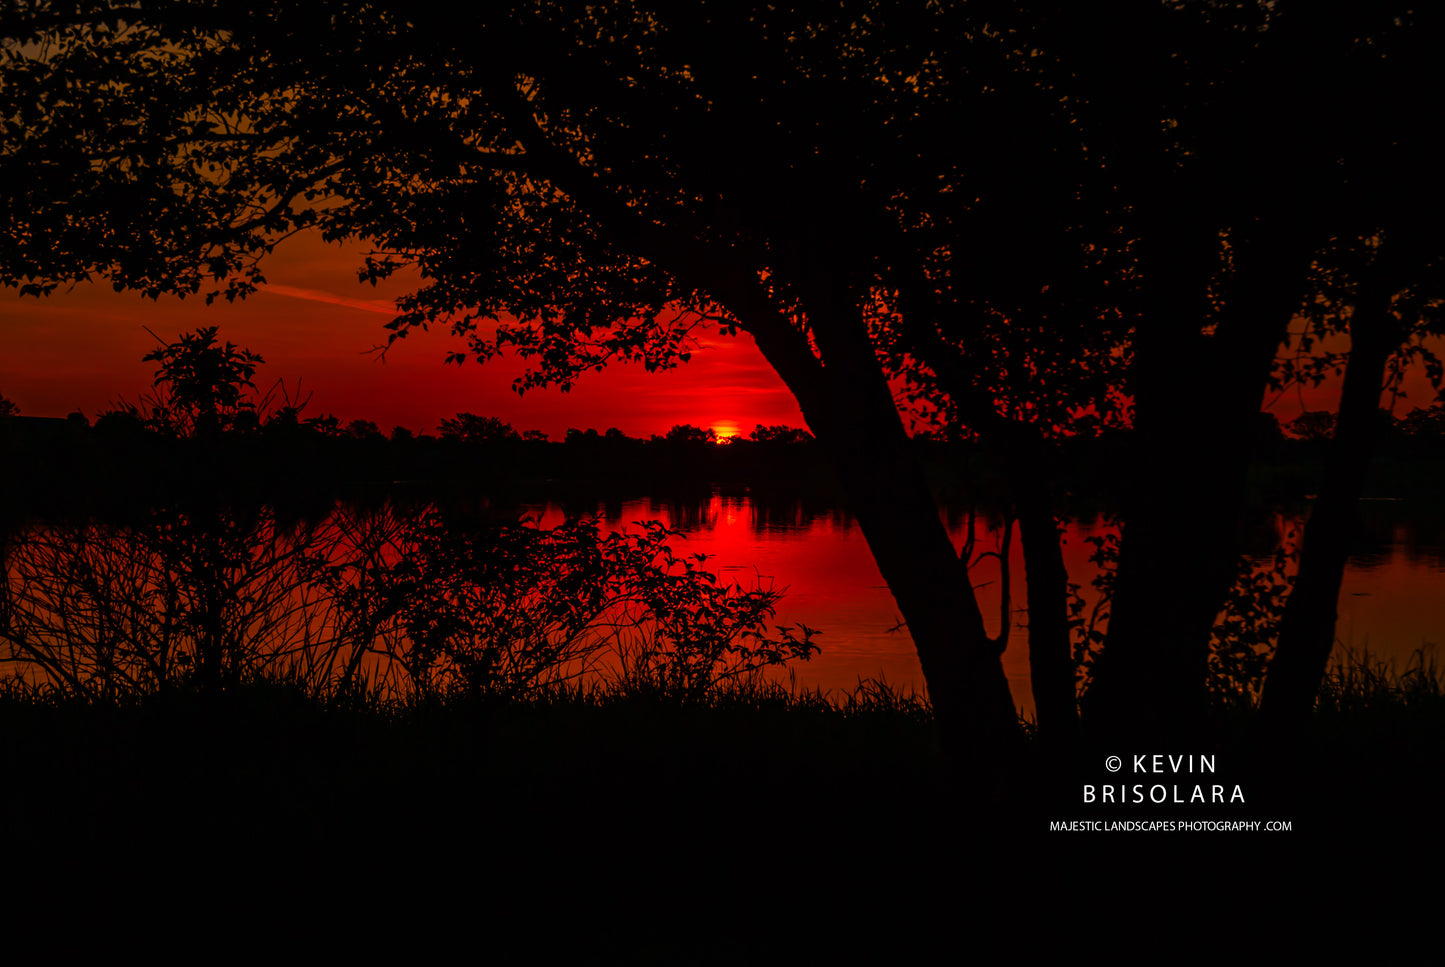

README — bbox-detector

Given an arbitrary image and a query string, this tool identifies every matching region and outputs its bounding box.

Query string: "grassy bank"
[2,655,1440,957]
[4,656,1439,833]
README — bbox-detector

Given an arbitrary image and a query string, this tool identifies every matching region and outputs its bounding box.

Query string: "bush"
[1,504,818,705]
[371,512,818,703]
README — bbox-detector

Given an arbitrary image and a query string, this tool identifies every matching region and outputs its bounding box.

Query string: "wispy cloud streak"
[262,284,399,316]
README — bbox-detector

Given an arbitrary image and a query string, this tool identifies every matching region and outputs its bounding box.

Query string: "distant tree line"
[0,334,838,515]
[5,348,1444,522]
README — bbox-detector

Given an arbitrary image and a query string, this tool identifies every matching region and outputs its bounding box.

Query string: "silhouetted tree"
[4,2,1443,764]
[1288,412,1337,443]
[662,424,716,447]
[438,413,521,445]
[749,425,813,446]
[564,428,601,446]
[304,414,345,438]
[1262,234,1444,727]
[141,326,262,439]
[347,419,383,441]
[1399,401,1445,441]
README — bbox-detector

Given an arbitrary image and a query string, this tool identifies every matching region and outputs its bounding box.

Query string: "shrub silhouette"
[1,506,818,704]
[368,513,817,703]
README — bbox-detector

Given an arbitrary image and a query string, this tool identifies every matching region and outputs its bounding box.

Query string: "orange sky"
[0,232,805,439]
[2,229,1436,435]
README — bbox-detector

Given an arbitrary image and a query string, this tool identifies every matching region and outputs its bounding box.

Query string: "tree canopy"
[4,1,1444,761]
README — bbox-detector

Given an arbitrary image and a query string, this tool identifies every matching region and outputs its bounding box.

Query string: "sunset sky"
[0,231,806,440]
[2,228,1434,437]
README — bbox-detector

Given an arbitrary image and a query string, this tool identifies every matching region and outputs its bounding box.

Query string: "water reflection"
[522,489,1445,716]
[6,487,1440,716]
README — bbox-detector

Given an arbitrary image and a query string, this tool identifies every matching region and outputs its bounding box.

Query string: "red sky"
[0,232,805,440]
[2,228,1437,435]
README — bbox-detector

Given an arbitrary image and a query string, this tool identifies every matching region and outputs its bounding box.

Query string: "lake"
[6,486,1439,712]
[522,489,1445,716]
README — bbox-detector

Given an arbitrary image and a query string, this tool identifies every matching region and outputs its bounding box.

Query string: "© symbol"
[1105,756,1122,773]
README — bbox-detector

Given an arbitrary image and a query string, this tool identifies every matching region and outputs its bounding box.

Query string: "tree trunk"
[586,195,1025,779]
[1082,227,1307,741]
[1083,416,1260,739]
[1002,434,1079,749]
[1261,295,1403,728]
[822,414,1023,780]
[743,290,1023,784]
[883,291,1079,748]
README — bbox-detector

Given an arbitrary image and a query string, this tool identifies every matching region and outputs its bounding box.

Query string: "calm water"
[523,490,1445,716]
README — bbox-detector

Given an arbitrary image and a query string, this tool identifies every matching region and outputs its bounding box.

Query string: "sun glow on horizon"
[710,420,741,441]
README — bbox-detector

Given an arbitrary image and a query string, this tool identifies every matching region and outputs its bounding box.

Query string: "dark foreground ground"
[3,682,1440,961]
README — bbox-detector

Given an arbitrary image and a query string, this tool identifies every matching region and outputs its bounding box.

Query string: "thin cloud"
[261,284,399,316]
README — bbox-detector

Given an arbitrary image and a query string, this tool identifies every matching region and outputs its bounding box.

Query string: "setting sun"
[710,420,742,441]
